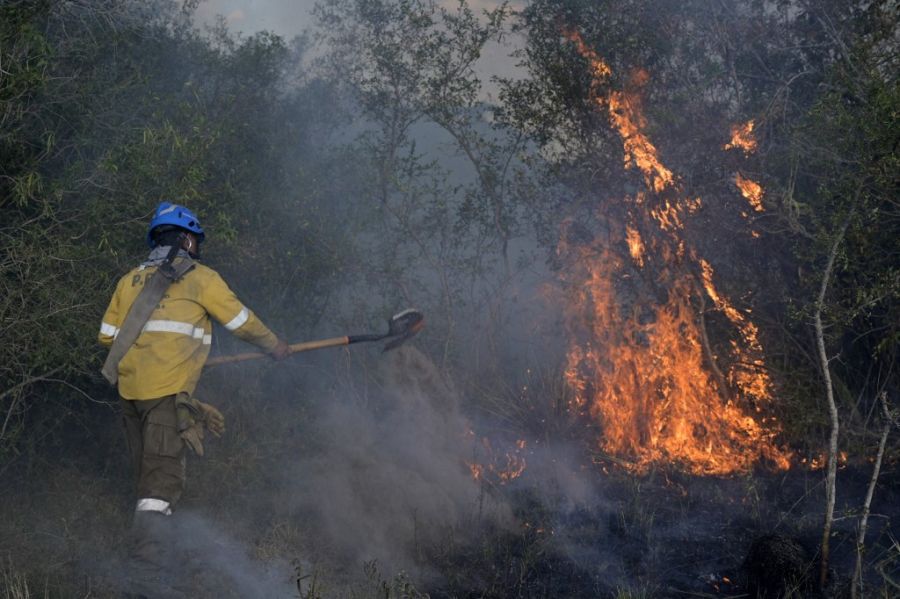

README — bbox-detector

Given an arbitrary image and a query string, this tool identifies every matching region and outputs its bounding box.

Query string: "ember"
[466,436,528,484]
[561,31,790,475]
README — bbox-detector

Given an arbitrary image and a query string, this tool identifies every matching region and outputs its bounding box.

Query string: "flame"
[466,437,528,484]
[735,173,765,212]
[800,450,848,471]
[561,31,790,475]
[625,224,645,267]
[563,30,674,193]
[699,259,774,403]
[726,121,765,213]
[724,120,758,154]
[609,90,675,192]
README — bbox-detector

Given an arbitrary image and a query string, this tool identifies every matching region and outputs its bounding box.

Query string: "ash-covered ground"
[420,460,900,598]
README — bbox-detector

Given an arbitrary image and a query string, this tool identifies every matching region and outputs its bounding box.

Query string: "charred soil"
[421,463,900,598]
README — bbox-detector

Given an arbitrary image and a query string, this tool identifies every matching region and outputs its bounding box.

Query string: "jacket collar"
[142,246,192,267]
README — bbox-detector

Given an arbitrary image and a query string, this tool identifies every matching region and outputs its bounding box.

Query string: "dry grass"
[1,562,44,599]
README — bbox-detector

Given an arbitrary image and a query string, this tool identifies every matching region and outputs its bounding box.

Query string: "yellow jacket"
[99,260,279,400]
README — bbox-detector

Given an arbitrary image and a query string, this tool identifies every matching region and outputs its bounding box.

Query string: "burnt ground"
[423,462,900,598]
[2,393,897,599]
[1,447,898,598]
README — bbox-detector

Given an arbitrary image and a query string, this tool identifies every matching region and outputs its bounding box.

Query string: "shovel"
[205,308,424,367]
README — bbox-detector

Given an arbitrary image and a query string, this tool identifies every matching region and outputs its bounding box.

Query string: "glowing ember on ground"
[560,31,790,476]
[466,437,528,484]
[800,451,848,470]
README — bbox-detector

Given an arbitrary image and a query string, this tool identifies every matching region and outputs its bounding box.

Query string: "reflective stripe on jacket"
[99,262,278,400]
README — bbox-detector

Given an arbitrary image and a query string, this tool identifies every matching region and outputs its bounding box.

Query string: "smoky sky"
[195,0,315,39]
[196,0,527,100]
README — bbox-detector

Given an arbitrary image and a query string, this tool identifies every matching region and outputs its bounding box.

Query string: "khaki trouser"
[122,395,186,506]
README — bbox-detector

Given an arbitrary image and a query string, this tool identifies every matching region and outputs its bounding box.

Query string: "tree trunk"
[816,210,854,590]
[851,391,893,599]
[698,295,729,402]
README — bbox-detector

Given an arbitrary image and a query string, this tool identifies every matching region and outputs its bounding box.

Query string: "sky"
[195,0,316,40]
[195,0,526,101]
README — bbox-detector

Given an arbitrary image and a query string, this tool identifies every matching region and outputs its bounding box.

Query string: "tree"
[313,0,542,371]
[764,4,899,583]
[0,0,349,467]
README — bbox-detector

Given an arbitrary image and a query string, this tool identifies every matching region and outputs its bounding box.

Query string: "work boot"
[126,508,185,598]
[164,510,235,597]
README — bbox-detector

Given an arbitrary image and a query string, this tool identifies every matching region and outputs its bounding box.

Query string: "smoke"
[196,0,525,100]
[195,0,315,40]
[160,511,300,597]
[284,346,515,577]
[83,344,600,596]
[82,510,299,598]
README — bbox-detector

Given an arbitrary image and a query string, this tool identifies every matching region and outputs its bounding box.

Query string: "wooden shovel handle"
[205,336,350,366]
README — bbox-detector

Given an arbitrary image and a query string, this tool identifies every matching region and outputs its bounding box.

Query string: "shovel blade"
[383,309,425,351]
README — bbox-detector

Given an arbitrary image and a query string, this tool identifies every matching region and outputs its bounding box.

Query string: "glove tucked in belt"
[175,392,225,456]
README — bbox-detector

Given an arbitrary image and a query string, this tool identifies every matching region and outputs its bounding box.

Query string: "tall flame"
[561,31,789,475]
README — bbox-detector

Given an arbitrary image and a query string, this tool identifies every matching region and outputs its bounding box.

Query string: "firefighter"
[98,202,289,589]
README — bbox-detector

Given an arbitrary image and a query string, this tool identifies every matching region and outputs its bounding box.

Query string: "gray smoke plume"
[170,511,300,597]
[285,346,515,577]
[87,510,299,598]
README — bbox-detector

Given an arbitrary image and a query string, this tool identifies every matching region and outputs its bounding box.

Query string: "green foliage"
[0,0,347,464]
[766,7,900,445]
[0,1,53,207]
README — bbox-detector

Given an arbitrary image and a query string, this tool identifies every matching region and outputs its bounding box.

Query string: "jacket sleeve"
[198,269,280,352]
[98,276,126,347]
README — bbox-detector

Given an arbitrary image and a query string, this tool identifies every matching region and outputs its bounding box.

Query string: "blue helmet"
[147,202,205,248]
